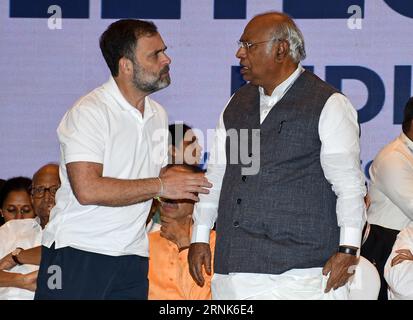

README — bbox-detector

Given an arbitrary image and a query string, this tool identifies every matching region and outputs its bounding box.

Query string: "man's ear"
[275,40,289,62]
[119,57,133,75]
[0,208,3,217]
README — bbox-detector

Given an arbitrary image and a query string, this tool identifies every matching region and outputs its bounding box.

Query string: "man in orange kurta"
[148,228,215,299]
[148,164,215,300]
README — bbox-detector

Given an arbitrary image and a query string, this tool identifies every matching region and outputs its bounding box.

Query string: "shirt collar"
[103,76,157,121]
[400,132,413,153]
[259,64,304,101]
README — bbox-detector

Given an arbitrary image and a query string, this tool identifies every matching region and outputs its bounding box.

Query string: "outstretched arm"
[67,162,212,206]
[0,270,38,292]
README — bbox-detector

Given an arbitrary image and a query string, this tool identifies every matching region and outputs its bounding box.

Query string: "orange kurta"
[148,229,216,300]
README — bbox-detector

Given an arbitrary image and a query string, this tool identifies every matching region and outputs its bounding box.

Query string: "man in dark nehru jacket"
[188,12,367,300]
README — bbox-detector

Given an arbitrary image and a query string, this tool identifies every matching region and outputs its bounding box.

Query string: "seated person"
[0,164,60,299]
[30,164,60,229]
[367,97,413,230]
[0,177,34,223]
[148,164,215,300]
[362,97,413,299]
[384,226,413,299]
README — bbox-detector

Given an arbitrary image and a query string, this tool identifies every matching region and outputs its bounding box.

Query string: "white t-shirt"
[42,77,169,257]
[0,219,42,300]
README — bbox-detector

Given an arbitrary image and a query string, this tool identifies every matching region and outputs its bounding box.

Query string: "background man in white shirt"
[188,12,366,300]
[367,97,413,230]
[362,97,413,299]
[34,19,211,300]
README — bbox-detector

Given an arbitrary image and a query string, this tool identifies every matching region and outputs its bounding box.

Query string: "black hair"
[0,176,32,208]
[99,19,158,77]
[402,97,413,135]
[168,123,192,147]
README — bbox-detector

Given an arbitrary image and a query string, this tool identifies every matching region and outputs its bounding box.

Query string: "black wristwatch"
[11,247,24,265]
[338,246,358,256]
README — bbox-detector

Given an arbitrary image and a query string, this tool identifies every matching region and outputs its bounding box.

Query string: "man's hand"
[188,243,211,287]
[160,215,192,251]
[391,249,413,267]
[160,167,212,202]
[322,252,359,293]
[0,253,17,271]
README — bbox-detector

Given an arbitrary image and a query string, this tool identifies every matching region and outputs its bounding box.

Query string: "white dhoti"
[212,258,379,300]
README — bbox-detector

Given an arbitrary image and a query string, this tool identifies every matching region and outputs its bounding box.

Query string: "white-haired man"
[188,12,366,300]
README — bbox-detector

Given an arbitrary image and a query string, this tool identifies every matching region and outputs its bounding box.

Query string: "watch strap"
[12,248,24,265]
[338,246,358,256]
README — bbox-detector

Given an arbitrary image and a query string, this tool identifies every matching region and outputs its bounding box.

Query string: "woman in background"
[0,177,34,224]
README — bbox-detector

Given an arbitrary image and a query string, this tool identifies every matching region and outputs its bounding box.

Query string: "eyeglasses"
[30,185,60,198]
[237,39,281,50]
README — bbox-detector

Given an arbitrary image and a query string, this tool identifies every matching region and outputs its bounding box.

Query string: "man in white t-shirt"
[34,20,211,300]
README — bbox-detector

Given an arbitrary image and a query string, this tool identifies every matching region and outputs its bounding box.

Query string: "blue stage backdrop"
[0,0,412,179]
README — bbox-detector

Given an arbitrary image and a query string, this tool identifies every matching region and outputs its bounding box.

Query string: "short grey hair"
[262,13,306,63]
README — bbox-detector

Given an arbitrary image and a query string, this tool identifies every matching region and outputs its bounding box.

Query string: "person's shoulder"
[148,229,162,242]
[374,136,412,167]
[303,70,339,93]
[398,226,413,243]
[232,82,258,97]
[72,85,109,113]
[60,86,111,128]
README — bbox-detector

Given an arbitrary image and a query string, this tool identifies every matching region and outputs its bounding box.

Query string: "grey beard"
[132,63,170,93]
[135,76,170,93]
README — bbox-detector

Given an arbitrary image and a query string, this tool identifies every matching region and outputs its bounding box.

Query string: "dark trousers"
[361,224,399,300]
[34,244,148,300]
